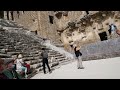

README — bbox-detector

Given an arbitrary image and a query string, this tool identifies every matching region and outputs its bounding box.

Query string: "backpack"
[41,51,48,58]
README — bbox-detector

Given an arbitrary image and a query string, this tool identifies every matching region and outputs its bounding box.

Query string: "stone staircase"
[0,19,73,78]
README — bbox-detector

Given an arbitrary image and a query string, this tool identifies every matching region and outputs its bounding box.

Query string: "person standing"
[74,45,84,69]
[41,48,52,74]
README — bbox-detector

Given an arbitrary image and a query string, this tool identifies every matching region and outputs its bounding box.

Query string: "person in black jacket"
[74,45,84,69]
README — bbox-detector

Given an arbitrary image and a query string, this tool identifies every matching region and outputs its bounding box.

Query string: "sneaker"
[78,67,80,69]
[49,71,52,74]
[80,67,84,69]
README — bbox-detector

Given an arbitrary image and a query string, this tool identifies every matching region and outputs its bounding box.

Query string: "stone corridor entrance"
[99,32,108,41]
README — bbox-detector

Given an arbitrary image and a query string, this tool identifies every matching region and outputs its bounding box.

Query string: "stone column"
[36,11,41,36]
[93,22,101,41]
[0,11,4,19]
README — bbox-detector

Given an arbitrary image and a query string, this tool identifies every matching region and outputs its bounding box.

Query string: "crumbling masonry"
[1,11,120,52]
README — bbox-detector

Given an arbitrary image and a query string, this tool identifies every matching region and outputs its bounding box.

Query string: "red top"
[24,63,30,72]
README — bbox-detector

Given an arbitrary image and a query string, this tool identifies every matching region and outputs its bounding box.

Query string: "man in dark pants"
[41,48,52,74]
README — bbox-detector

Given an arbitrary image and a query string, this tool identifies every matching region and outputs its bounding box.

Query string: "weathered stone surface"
[81,37,120,60]
[0,54,11,58]
[0,19,70,78]
[7,52,21,55]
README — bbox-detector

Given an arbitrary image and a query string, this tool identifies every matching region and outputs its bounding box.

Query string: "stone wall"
[3,11,120,52]
[37,11,60,44]
[58,11,120,51]
[3,11,62,45]
[13,11,37,30]
[81,37,120,61]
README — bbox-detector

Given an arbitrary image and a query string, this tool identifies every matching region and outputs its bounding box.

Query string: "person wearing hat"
[2,59,22,79]
[41,48,52,74]
[74,44,84,69]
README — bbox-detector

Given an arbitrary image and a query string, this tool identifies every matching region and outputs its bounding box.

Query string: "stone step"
[7,52,21,55]
[7,47,16,50]
[27,70,38,79]
[0,42,11,47]
[0,58,12,60]
[49,50,60,52]
[0,39,7,42]
[36,62,60,73]
[23,57,35,61]
[0,43,7,46]
[0,28,5,31]
[6,49,17,52]
[49,50,59,53]
[51,61,59,68]
[31,54,40,57]
[49,53,62,56]
[59,59,74,65]
[23,54,34,57]
[30,63,39,69]
[32,56,40,60]
[49,53,63,57]
[55,56,66,59]
[0,49,7,54]
[31,51,40,54]
[35,63,42,69]
[57,58,66,62]
[29,59,42,64]
[30,46,41,49]
[30,60,40,65]
[0,54,11,58]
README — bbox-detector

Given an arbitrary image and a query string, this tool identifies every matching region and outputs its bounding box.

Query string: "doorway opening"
[49,15,54,24]
[98,31,108,41]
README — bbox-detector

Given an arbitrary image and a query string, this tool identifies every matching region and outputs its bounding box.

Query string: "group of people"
[0,48,53,79]
[40,43,84,75]
[0,42,84,79]
[0,54,30,79]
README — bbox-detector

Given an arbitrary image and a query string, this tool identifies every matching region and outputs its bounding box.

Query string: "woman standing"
[74,45,84,69]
